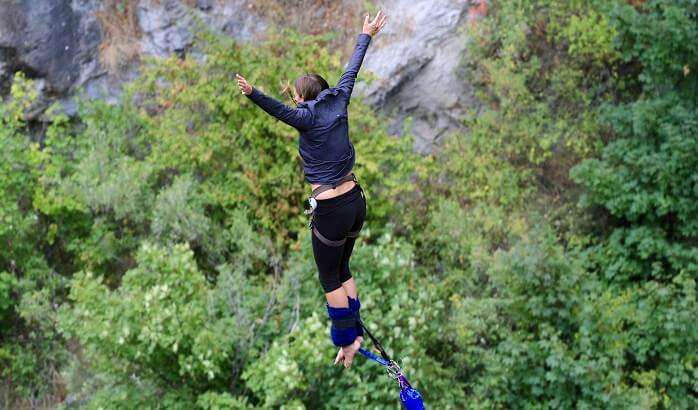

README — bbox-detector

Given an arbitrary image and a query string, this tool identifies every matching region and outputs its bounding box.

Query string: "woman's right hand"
[362,10,387,37]
[236,73,252,95]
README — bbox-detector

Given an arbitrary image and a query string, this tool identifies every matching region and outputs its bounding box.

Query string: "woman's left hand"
[362,10,387,37]
[334,336,363,369]
[236,73,252,95]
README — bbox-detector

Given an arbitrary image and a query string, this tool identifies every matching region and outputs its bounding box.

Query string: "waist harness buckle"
[304,197,318,216]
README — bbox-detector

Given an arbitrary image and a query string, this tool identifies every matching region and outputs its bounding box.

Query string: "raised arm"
[336,33,372,98]
[336,10,387,100]
[245,86,313,130]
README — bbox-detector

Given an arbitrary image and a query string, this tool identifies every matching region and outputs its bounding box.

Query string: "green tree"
[572,0,698,283]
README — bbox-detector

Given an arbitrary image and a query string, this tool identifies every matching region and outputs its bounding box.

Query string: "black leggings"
[311,184,367,293]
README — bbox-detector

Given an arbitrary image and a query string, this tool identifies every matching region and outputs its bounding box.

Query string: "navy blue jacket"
[245,33,372,185]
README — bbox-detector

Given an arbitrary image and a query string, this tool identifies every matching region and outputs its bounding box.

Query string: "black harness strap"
[312,226,362,247]
[313,226,347,247]
[356,315,392,362]
[307,173,365,248]
[332,316,358,330]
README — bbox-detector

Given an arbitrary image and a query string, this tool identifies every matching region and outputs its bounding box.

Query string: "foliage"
[0,72,69,405]
[417,1,698,408]
[443,222,697,409]
[441,0,619,206]
[572,0,698,283]
[58,240,248,406]
[2,0,698,408]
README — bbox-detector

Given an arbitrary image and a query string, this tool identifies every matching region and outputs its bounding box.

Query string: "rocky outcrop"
[0,0,482,152]
[137,0,267,58]
[356,0,479,153]
[0,0,102,116]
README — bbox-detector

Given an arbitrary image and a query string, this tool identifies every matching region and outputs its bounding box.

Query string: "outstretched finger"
[371,10,381,25]
[334,348,344,365]
[364,13,370,26]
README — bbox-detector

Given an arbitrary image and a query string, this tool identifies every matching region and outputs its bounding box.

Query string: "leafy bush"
[441,222,697,409]
[0,72,69,404]
[58,238,269,407]
[418,1,698,408]
[572,0,698,283]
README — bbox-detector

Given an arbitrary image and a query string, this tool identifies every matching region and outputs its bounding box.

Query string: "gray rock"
[356,0,478,153]
[0,0,101,94]
[0,0,102,117]
[137,0,267,58]
[213,1,268,42]
[196,0,214,11]
[138,0,194,57]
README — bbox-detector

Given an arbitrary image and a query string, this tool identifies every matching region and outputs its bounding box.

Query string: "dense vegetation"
[1,1,696,408]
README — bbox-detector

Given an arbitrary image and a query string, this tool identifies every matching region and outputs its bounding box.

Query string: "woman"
[236,10,387,369]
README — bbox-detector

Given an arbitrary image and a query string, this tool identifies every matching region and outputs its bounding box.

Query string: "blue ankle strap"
[326,305,358,347]
[347,296,364,337]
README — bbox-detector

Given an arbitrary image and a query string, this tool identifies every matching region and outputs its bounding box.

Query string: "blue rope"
[358,347,391,366]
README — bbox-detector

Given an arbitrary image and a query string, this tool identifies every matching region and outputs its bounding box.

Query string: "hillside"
[1,1,697,409]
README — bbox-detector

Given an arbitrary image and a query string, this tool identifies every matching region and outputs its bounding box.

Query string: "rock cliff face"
[137,0,267,58]
[0,0,103,117]
[0,0,481,152]
[357,0,477,152]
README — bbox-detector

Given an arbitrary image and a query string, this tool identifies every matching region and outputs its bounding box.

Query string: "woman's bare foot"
[334,336,363,368]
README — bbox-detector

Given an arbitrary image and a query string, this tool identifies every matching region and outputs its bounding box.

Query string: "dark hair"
[294,73,329,101]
